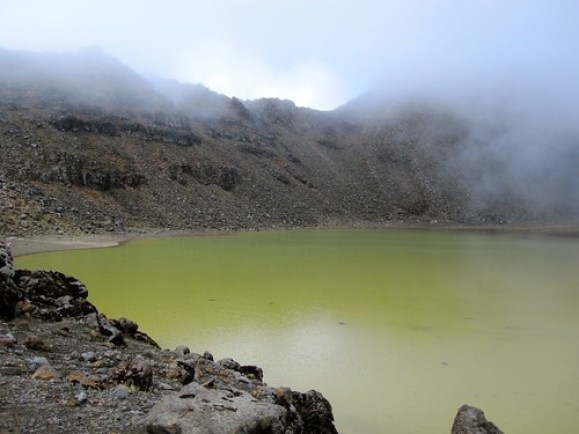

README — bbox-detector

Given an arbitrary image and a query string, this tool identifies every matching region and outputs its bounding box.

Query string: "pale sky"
[0,0,577,110]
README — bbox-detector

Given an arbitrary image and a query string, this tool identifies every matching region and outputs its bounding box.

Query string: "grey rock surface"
[140,383,292,434]
[452,404,505,434]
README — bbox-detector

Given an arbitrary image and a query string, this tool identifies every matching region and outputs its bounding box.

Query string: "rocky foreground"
[0,240,504,433]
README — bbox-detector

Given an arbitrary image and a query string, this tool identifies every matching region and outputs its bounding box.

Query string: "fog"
[1,1,578,112]
[349,78,579,220]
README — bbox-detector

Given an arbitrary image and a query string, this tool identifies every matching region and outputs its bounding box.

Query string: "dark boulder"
[14,269,96,320]
[111,357,153,391]
[111,316,139,334]
[452,404,504,434]
[96,313,126,346]
[1,241,97,321]
[274,388,338,434]
[110,316,159,347]
[0,241,19,320]
[137,354,338,434]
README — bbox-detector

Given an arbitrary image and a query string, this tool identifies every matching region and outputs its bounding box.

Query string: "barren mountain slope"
[1,48,576,236]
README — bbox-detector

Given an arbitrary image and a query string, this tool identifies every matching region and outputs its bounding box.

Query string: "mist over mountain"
[0,47,577,236]
[340,86,579,221]
[0,47,171,112]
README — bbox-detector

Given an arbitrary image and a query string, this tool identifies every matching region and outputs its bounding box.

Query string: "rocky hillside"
[1,48,577,237]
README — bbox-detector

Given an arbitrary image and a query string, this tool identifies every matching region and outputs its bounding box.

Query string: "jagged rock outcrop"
[0,241,19,319]
[0,241,155,347]
[50,113,202,147]
[452,404,504,434]
[0,240,98,321]
[139,355,338,434]
[13,269,95,320]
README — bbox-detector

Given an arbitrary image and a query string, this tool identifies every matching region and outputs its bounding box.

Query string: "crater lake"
[16,229,579,434]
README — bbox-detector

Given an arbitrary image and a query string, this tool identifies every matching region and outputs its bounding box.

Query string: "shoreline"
[7,234,128,257]
[8,221,579,257]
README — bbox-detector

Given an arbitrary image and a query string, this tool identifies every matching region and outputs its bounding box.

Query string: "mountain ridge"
[1,47,577,237]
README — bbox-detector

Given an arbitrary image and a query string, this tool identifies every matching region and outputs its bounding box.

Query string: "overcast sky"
[0,0,577,110]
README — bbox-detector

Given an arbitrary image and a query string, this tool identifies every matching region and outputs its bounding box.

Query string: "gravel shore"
[9,222,579,258]
[7,235,126,257]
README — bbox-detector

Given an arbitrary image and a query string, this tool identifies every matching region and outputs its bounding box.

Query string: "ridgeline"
[2,48,577,238]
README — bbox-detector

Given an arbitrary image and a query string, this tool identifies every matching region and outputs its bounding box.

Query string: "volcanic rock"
[452,404,505,434]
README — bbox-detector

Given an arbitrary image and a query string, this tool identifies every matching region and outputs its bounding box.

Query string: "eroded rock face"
[13,269,96,320]
[0,241,155,346]
[0,241,19,319]
[142,353,338,433]
[0,241,15,278]
[139,356,338,434]
[452,405,505,434]
[1,241,97,321]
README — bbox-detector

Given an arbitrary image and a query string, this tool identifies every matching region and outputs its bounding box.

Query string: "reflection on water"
[17,230,579,434]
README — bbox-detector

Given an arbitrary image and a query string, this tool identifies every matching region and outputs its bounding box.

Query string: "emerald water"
[16,230,579,434]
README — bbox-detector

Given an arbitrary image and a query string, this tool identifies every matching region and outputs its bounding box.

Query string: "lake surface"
[16,230,579,434]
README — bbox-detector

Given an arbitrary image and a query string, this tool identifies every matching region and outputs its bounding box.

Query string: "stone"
[157,382,175,391]
[274,388,338,434]
[131,330,159,347]
[111,357,153,391]
[452,405,505,434]
[0,241,15,278]
[81,351,97,362]
[24,335,51,351]
[66,371,103,389]
[95,313,125,346]
[13,269,96,321]
[112,384,130,400]
[75,390,88,404]
[0,241,20,320]
[32,363,60,380]
[202,350,214,361]
[173,345,190,356]
[27,356,49,372]
[110,317,139,334]
[90,359,105,369]
[218,357,241,371]
[0,337,16,348]
[138,384,291,434]
[239,365,264,382]
[135,354,338,434]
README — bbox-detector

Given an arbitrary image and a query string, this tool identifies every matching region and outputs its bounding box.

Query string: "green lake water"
[16,229,579,434]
